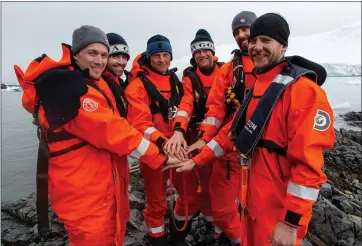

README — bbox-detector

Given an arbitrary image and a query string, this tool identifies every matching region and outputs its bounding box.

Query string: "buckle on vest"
[168,105,177,119]
[239,153,250,169]
[167,99,178,119]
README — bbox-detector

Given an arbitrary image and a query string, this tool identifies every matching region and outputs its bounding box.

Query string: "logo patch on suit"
[82,98,99,112]
[313,109,331,131]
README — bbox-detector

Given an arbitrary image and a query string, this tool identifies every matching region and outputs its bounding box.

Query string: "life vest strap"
[257,139,287,157]
[36,127,88,236]
[45,130,76,143]
[36,127,51,236]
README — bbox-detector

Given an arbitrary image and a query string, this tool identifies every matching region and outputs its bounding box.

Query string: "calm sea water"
[1,76,361,203]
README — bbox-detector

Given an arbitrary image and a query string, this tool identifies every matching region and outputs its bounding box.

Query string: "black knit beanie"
[248,13,290,46]
[106,33,130,60]
[190,29,215,56]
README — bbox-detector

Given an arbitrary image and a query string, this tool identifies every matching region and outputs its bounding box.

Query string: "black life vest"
[101,74,128,117]
[138,70,184,121]
[224,49,254,120]
[183,62,224,125]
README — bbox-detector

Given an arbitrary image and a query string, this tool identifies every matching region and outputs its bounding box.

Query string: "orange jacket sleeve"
[193,116,235,167]
[280,77,335,227]
[60,89,166,170]
[199,61,233,142]
[125,78,168,147]
[172,75,194,132]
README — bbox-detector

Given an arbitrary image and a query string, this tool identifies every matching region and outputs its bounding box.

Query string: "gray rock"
[332,196,355,215]
[337,238,355,246]
[354,194,362,201]
[320,183,332,199]
[341,111,362,122]
[301,239,313,246]
[310,197,359,245]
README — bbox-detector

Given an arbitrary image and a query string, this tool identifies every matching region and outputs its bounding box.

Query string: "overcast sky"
[2,1,361,84]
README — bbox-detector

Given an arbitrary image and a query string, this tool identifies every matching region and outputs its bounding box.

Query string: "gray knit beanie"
[71,25,110,54]
[231,11,257,33]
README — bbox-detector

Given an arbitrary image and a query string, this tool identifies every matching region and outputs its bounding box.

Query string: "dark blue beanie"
[146,34,173,60]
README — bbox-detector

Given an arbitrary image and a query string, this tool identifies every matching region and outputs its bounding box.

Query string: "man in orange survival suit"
[14,25,180,246]
[163,13,336,246]
[183,11,257,245]
[100,32,131,118]
[163,29,223,245]
[125,35,199,246]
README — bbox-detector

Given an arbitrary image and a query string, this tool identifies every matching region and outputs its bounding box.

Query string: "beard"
[108,64,124,76]
[237,37,249,53]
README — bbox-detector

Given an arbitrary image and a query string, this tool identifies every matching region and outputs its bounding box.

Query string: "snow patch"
[332,101,352,109]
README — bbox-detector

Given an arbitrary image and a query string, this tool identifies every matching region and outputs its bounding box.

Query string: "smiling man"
[164,29,224,245]
[125,35,198,246]
[163,13,335,246]
[178,11,257,246]
[103,32,130,89]
[14,25,181,246]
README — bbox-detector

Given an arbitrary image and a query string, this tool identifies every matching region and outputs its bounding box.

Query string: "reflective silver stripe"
[130,138,150,159]
[147,224,165,234]
[174,211,194,221]
[287,181,319,201]
[230,237,241,243]
[144,127,157,140]
[273,74,294,85]
[207,139,224,157]
[202,117,221,129]
[204,216,213,222]
[176,110,190,122]
[215,226,223,234]
[235,198,240,205]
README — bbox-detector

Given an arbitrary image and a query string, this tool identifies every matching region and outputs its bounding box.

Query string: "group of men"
[14,9,335,246]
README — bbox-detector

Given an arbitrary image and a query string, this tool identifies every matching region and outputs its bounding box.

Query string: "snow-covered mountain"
[171,22,361,78]
[321,63,361,77]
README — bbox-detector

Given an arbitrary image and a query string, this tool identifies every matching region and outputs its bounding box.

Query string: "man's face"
[194,49,213,69]
[233,27,251,52]
[248,35,287,70]
[149,52,171,74]
[107,53,128,76]
[74,43,108,80]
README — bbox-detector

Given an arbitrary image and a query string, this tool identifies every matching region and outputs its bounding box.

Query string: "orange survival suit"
[172,57,223,228]
[125,53,199,240]
[193,57,335,245]
[197,49,255,244]
[14,44,168,246]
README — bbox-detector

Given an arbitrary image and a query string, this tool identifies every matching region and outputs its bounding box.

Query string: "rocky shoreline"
[2,111,361,246]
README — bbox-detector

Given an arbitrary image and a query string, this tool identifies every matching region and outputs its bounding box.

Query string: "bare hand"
[161,159,196,172]
[163,131,188,159]
[269,221,297,246]
[186,139,206,156]
[166,156,183,165]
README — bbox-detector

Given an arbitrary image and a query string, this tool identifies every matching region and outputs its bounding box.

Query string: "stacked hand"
[163,131,188,160]
[162,132,207,172]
